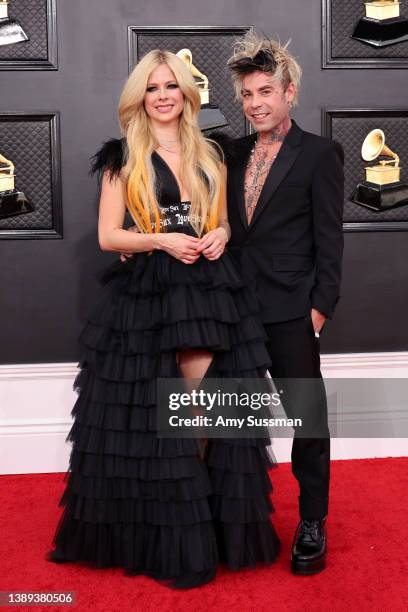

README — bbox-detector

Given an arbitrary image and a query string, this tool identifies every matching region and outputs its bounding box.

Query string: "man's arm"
[310,140,345,320]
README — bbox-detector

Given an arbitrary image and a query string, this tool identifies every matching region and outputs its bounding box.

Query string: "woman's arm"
[98,170,160,253]
[217,164,231,242]
[98,170,200,263]
[196,164,230,260]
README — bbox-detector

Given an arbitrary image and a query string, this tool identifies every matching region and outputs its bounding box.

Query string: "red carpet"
[1,457,407,612]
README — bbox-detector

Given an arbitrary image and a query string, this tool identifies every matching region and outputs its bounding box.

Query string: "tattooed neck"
[257,118,292,144]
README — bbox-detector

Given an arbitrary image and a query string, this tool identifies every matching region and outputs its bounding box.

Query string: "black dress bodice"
[151,151,202,236]
[90,138,205,236]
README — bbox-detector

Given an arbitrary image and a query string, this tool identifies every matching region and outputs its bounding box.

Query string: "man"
[220,33,344,575]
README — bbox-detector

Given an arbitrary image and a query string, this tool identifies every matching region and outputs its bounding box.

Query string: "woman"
[46,49,280,589]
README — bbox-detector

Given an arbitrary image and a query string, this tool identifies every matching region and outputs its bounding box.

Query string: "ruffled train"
[46,249,281,588]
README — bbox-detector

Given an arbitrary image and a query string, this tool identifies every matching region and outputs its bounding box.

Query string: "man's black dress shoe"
[291,517,327,575]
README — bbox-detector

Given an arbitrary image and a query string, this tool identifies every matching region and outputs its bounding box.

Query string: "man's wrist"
[312,307,326,318]
[311,300,331,319]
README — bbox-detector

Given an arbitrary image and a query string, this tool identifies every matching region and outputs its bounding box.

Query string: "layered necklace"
[244,133,284,224]
[157,137,181,155]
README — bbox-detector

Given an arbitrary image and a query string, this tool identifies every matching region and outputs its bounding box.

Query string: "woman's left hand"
[196,227,228,260]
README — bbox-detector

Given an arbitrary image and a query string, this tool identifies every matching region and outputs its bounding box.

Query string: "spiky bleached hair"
[227,31,302,106]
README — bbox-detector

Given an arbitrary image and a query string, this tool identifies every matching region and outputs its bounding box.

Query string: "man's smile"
[252,112,270,119]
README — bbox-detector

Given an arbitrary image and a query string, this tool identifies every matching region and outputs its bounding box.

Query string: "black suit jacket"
[222,119,344,323]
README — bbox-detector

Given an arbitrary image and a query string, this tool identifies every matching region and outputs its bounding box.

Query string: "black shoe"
[291,517,327,575]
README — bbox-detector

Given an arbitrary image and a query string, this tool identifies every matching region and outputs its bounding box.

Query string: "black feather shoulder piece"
[207,131,235,166]
[207,131,254,167]
[89,137,127,184]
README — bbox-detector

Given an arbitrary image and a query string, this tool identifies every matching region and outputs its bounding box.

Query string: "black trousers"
[263,315,330,521]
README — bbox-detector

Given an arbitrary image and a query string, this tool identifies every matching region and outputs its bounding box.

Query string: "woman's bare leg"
[177,348,214,460]
[177,348,213,388]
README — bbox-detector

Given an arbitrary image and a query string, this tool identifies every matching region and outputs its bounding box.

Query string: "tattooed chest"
[243,148,277,224]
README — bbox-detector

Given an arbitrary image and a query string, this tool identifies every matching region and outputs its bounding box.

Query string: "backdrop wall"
[1,0,407,364]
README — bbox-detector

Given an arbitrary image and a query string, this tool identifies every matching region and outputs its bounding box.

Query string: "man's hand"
[311,308,326,335]
[196,227,228,261]
[120,251,133,262]
[119,225,138,262]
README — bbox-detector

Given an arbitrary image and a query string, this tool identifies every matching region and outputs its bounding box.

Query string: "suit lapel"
[246,119,303,232]
[232,134,256,230]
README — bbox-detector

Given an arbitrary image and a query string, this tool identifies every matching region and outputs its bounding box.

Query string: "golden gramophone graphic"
[176,48,228,131]
[0,0,29,47]
[352,1,408,47]
[351,129,408,211]
[0,152,33,219]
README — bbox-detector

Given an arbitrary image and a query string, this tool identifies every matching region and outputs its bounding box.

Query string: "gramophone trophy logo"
[351,129,408,211]
[0,152,34,219]
[0,0,29,46]
[352,1,408,47]
[176,48,228,131]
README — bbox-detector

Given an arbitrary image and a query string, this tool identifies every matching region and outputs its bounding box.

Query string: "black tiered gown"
[47,140,281,589]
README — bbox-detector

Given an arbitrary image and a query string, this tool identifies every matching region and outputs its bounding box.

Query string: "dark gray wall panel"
[0,0,407,363]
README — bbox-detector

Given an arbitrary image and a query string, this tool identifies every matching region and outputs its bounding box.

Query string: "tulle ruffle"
[47,249,281,588]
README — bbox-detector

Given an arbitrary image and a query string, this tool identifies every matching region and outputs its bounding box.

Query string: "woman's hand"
[196,227,228,261]
[120,227,200,264]
[158,233,201,264]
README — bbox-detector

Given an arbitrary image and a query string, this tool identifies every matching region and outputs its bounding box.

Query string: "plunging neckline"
[152,151,191,203]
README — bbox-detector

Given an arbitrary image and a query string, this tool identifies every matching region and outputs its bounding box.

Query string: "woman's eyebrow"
[147,80,177,86]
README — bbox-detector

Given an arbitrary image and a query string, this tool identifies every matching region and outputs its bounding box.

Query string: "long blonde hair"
[118,50,224,235]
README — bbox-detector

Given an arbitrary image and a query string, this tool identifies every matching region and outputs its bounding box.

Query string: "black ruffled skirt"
[47,249,281,589]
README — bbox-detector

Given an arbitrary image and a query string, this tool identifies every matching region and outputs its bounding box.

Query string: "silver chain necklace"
[244,138,279,223]
[158,137,179,143]
[158,142,181,155]
[247,139,278,167]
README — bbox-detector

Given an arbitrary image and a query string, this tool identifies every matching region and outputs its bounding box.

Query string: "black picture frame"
[0,0,58,71]
[127,25,253,138]
[323,108,408,232]
[322,0,408,69]
[0,111,62,240]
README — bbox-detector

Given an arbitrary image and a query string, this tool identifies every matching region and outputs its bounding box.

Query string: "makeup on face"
[144,64,184,125]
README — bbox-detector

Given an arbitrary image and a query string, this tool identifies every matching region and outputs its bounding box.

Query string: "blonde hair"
[227,31,302,106]
[117,49,223,236]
